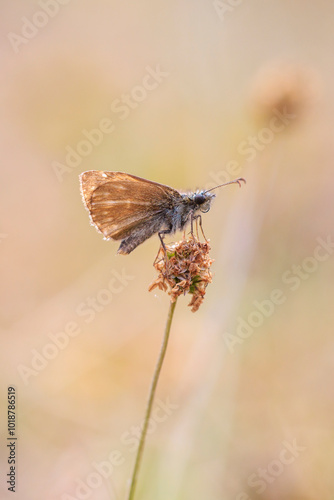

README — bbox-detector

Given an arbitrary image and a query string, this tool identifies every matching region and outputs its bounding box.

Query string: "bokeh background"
[1,1,334,499]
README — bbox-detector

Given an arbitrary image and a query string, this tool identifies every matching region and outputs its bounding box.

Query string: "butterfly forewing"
[80,171,182,240]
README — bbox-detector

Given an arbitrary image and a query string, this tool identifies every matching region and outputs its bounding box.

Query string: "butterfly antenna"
[205,177,246,193]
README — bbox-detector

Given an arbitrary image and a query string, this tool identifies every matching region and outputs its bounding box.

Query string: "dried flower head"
[148,237,214,312]
[250,62,321,125]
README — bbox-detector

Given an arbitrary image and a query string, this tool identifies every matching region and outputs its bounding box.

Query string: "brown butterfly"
[79,171,245,254]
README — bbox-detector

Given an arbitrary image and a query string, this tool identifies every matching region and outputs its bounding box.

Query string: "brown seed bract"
[148,237,214,312]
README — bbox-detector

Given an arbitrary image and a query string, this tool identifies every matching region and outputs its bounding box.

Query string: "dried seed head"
[249,62,321,126]
[148,237,214,312]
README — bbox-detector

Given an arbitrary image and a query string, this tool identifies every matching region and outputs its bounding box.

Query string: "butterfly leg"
[190,211,195,236]
[189,215,199,239]
[153,229,169,266]
[158,230,169,253]
[154,228,173,268]
[192,214,207,241]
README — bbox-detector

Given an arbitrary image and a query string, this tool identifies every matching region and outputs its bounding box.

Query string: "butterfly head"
[192,191,215,213]
[189,177,246,215]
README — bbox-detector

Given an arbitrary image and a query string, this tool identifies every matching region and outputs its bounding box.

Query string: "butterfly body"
[80,171,216,254]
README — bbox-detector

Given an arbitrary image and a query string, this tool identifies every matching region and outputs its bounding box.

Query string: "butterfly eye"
[194,193,206,205]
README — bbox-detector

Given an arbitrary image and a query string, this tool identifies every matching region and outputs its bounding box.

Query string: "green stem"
[126,299,177,500]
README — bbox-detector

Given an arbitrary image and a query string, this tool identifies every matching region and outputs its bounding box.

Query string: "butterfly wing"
[80,171,182,242]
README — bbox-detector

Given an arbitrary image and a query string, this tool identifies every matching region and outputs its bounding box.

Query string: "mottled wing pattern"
[79,171,182,240]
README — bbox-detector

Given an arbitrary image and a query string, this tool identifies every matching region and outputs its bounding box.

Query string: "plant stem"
[126,299,177,500]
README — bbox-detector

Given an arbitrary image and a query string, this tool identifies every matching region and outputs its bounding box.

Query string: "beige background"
[1,1,334,499]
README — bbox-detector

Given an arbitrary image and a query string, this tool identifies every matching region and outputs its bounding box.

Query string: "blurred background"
[1,1,334,499]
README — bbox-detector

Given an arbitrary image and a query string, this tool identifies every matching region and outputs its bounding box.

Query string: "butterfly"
[79,171,245,254]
